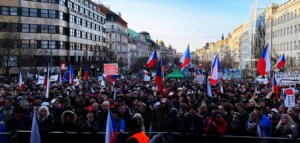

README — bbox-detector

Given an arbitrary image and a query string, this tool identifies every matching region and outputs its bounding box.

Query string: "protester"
[274,114,298,142]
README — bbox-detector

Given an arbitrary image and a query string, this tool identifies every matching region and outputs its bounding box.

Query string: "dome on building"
[168,44,172,49]
[157,40,165,47]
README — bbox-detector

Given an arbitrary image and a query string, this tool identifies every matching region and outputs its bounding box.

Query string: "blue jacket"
[259,115,272,137]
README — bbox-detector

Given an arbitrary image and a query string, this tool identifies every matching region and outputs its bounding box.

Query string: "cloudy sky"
[99,0,255,52]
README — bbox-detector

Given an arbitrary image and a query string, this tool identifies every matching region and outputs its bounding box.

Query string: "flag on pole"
[83,66,89,81]
[220,85,224,94]
[78,67,82,81]
[30,111,41,143]
[210,53,220,85]
[146,50,157,68]
[62,64,76,84]
[45,63,50,98]
[180,45,191,70]
[155,59,163,93]
[275,54,285,69]
[257,44,271,75]
[143,69,149,75]
[58,68,62,83]
[35,71,40,84]
[256,125,262,137]
[105,111,117,143]
[194,68,201,76]
[272,73,279,100]
[113,89,117,102]
[206,72,212,98]
[19,70,25,91]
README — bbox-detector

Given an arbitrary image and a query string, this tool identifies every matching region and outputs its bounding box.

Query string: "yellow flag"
[78,67,82,81]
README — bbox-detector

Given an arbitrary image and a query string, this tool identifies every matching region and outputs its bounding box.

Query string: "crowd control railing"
[1,131,300,143]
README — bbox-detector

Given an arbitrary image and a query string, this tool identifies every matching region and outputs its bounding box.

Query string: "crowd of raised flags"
[12,43,298,143]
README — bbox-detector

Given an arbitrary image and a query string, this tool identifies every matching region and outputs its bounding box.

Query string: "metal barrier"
[1,131,300,143]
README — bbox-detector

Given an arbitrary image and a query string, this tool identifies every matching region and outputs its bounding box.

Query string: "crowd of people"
[0,74,300,143]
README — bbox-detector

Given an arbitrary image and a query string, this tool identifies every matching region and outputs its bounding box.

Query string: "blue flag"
[30,112,41,143]
[62,64,76,84]
[206,72,212,98]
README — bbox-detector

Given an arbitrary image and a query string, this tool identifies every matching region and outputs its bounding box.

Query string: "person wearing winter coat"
[274,114,298,143]
[206,110,228,143]
[246,112,266,143]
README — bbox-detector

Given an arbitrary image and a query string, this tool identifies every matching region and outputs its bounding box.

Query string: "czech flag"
[275,54,285,69]
[19,70,24,91]
[155,59,163,93]
[30,112,41,143]
[180,45,191,70]
[83,66,89,81]
[143,69,149,75]
[272,73,279,100]
[257,44,271,75]
[146,50,157,68]
[210,53,220,85]
[105,111,117,143]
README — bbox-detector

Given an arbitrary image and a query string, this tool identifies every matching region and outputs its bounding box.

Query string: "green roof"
[128,28,139,38]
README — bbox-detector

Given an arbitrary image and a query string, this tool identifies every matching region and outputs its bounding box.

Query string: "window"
[41,0,49,2]
[1,7,9,15]
[76,43,81,50]
[60,0,66,6]
[22,24,29,32]
[49,10,56,18]
[82,20,86,27]
[41,25,48,33]
[49,25,56,33]
[87,21,90,28]
[287,27,289,35]
[76,17,81,25]
[295,25,297,33]
[41,41,48,48]
[22,40,30,48]
[76,30,81,38]
[92,23,95,30]
[30,24,37,32]
[41,9,48,18]
[70,28,75,36]
[87,33,91,40]
[82,32,86,39]
[59,12,63,20]
[49,0,56,3]
[68,1,73,8]
[74,4,78,11]
[10,7,18,16]
[70,42,75,50]
[30,40,37,48]
[85,9,88,16]
[22,8,29,16]
[49,41,55,49]
[60,41,66,49]
[80,7,84,14]
[30,8,37,17]
[70,15,75,23]
[9,24,18,32]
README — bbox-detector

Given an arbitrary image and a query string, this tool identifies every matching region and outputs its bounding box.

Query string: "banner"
[35,75,59,85]
[144,75,151,81]
[104,63,119,75]
[283,88,295,108]
[223,69,241,79]
[275,72,300,85]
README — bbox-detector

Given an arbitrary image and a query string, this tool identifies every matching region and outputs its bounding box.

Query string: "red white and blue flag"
[276,54,285,69]
[194,68,201,76]
[180,45,191,70]
[105,111,117,143]
[143,69,149,75]
[30,111,41,143]
[19,70,24,91]
[210,53,220,85]
[146,50,157,68]
[257,44,271,75]
[155,59,163,93]
[272,73,279,100]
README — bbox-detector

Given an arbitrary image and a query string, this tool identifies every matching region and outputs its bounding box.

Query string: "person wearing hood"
[59,110,78,132]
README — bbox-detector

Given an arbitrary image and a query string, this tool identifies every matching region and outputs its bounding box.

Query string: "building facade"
[99,4,129,69]
[265,0,300,71]
[0,0,107,74]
